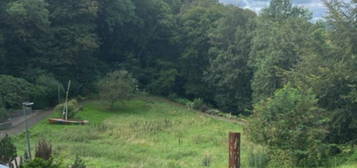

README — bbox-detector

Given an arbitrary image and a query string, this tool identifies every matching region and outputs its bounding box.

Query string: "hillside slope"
[13,97,356,168]
[14,97,244,168]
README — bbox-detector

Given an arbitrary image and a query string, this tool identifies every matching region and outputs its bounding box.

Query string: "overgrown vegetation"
[0,0,356,167]
[35,140,52,161]
[0,75,35,109]
[54,99,82,119]
[14,98,245,167]
[0,134,17,165]
[247,85,328,167]
[21,158,61,168]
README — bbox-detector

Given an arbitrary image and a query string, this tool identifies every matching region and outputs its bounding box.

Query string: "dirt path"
[0,109,54,136]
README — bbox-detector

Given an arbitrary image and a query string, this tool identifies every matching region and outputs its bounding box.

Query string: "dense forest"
[0,0,356,167]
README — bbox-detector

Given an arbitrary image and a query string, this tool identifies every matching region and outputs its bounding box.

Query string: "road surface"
[0,110,53,137]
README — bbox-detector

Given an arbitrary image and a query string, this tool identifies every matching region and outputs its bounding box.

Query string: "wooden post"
[229,132,240,168]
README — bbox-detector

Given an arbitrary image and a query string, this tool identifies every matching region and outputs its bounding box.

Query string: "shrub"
[54,99,82,119]
[97,70,137,109]
[0,75,35,109]
[192,98,204,110]
[35,140,52,161]
[0,134,17,164]
[21,158,61,168]
[246,85,329,167]
[71,156,86,168]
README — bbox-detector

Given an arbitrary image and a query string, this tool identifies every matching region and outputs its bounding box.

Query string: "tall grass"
[13,97,244,167]
[12,97,356,168]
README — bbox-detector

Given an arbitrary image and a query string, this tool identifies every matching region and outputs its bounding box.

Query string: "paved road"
[0,110,54,137]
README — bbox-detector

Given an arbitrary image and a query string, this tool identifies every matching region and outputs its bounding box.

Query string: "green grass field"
[14,97,247,168]
[13,97,356,168]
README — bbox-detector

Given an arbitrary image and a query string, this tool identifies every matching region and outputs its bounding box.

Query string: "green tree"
[249,10,316,102]
[127,0,179,96]
[324,0,357,55]
[176,1,224,98]
[204,6,256,114]
[0,134,17,164]
[246,85,328,167]
[248,0,312,103]
[96,0,136,64]
[45,0,101,94]
[261,0,311,21]
[0,75,35,108]
[287,0,357,144]
[34,74,64,108]
[2,0,50,77]
[0,0,8,74]
[98,70,137,108]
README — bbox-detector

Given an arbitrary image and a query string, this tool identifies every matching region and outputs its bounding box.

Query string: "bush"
[246,85,329,167]
[192,98,204,110]
[0,75,35,109]
[97,70,137,109]
[54,99,82,119]
[194,98,208,112]
[0,134,17,164]
[35,140,52,161]
[21,158,61,168]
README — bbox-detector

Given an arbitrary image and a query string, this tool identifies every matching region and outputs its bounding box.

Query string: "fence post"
[229,132,240,168]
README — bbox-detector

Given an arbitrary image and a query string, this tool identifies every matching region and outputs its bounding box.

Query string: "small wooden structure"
[48,80,88,125]
[48,118,88,125]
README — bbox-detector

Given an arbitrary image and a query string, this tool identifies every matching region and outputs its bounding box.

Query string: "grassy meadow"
[13,97,248,168]
[12,96,357,168]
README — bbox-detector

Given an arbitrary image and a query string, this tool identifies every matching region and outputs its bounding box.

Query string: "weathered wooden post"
[229,132,240,168]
